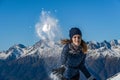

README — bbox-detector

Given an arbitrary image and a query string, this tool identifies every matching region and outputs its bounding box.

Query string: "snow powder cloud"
[35,10,62,41]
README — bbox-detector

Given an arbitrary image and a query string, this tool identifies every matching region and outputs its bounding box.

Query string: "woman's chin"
[74,43,80,46]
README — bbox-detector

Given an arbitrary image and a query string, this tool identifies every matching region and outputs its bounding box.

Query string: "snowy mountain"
[0,39,120,80]
[0,44,27,60]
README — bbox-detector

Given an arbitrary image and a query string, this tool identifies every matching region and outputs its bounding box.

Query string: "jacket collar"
[68,43,82,54]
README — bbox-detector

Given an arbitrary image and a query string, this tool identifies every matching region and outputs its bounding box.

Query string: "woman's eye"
[73,36,80,39]
[73,36,77,38]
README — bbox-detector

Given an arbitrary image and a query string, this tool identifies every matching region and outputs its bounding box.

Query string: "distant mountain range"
[0,39,120,80]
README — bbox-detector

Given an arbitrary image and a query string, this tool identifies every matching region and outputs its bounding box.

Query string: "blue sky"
[0,0,120,51]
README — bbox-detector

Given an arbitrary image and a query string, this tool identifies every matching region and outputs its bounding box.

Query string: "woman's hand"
[52,66,65,75]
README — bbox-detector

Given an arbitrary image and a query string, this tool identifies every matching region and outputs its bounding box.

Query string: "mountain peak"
[16,44,26,48]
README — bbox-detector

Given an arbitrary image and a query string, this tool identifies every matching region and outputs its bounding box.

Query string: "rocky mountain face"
[0,39,120,80]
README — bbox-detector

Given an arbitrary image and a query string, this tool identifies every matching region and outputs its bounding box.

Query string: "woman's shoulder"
[63,43,70,50]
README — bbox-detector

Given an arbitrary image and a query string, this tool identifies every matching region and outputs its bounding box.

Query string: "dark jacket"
[61,43,91,79]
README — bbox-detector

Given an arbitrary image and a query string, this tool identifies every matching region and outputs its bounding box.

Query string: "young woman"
[60,27,96,80]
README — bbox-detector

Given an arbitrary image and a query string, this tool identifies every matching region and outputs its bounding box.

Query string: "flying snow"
[35,10,62,41]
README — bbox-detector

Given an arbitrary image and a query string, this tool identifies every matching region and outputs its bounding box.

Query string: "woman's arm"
[79,55,91,78]
[79,55,96,80]
[61,44,69,66]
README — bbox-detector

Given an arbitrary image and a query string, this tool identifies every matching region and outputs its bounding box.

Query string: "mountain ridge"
[0,39,120,80]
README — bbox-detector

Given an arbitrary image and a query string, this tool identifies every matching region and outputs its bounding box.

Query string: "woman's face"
[72,34,81,46]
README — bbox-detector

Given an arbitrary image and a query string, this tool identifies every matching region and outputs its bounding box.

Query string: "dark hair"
[61,39,88,54]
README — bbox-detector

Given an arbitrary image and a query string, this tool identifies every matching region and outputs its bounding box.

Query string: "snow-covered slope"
[0,39,120,80]
[0,44,27,59]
